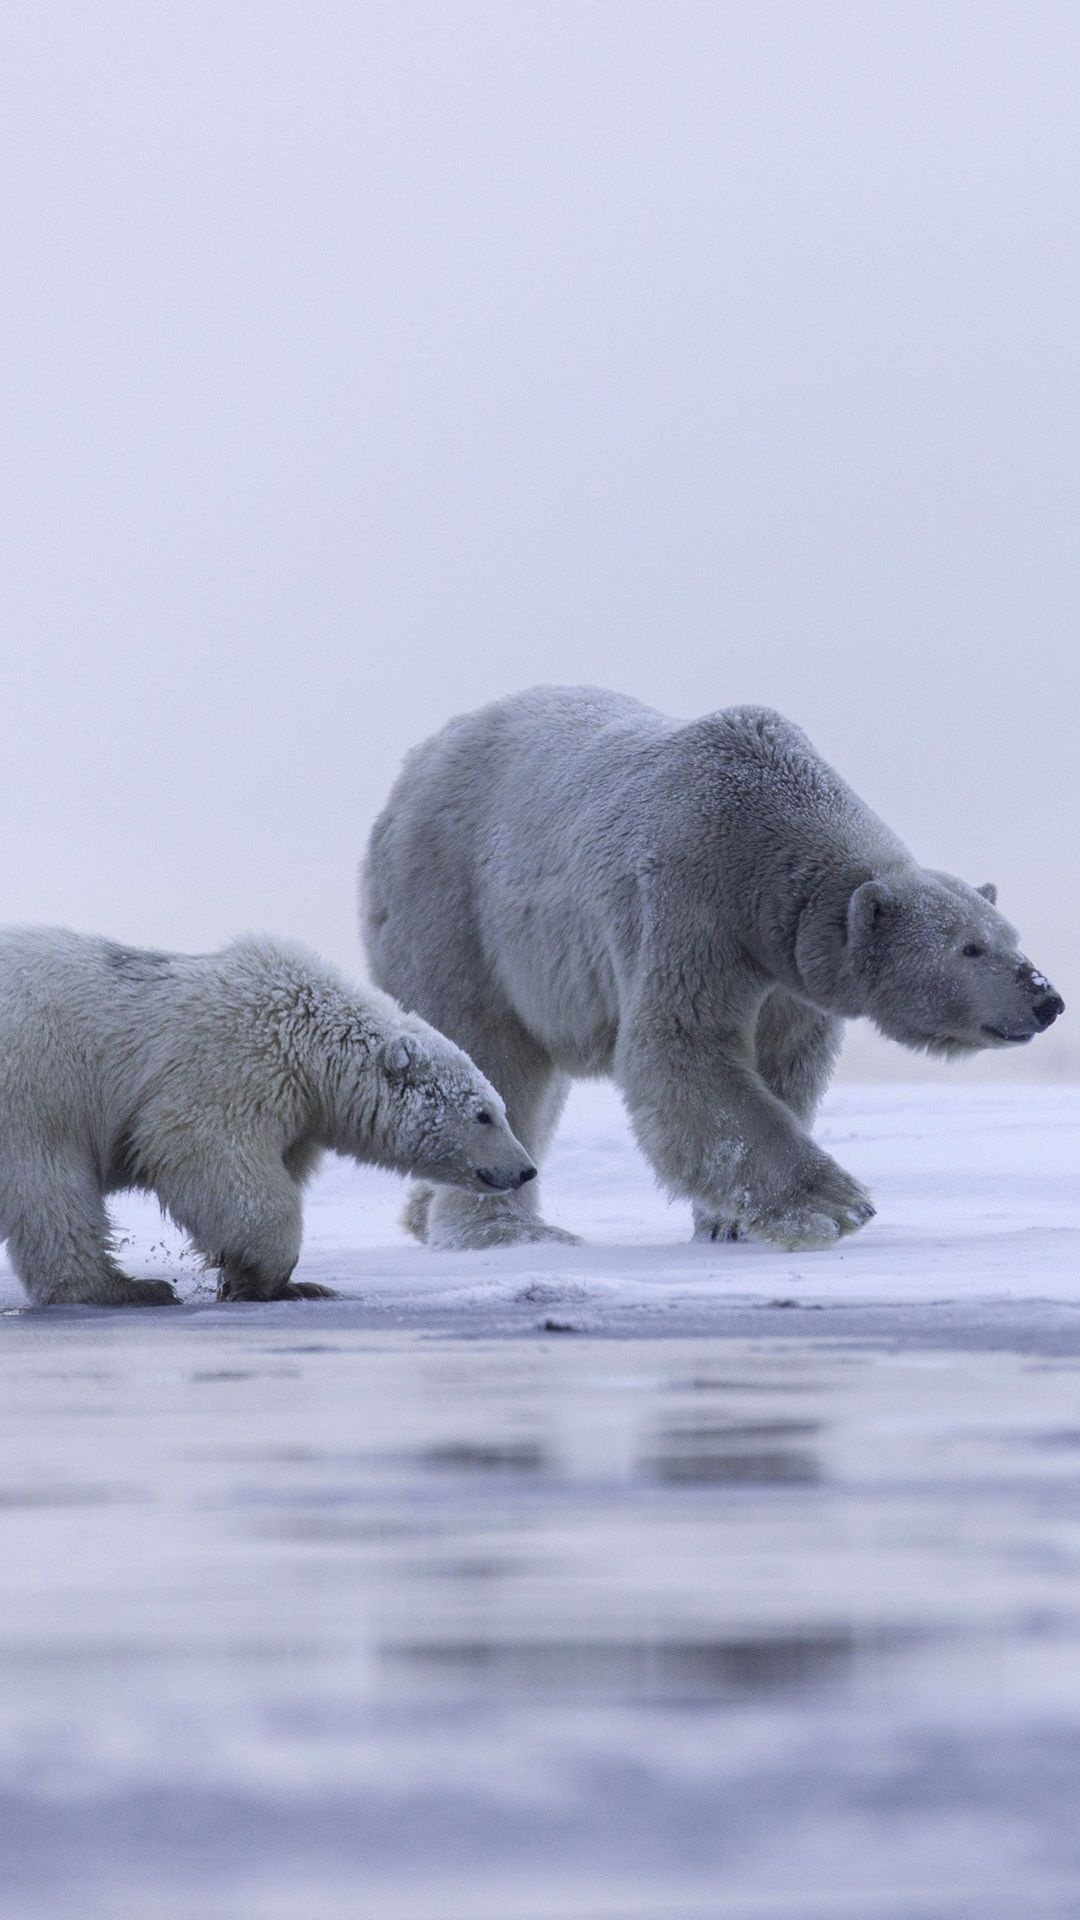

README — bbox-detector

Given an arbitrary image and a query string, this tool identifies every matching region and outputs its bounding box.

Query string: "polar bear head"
[847,871,1064,1058]
[371,1025,538,1192]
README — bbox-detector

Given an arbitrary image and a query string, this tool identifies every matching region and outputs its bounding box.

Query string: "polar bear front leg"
[419,1021,579,1250]
[618,1015,872,1254]
[4,1154,178,1306]
[692,992,845,1245]
[156,1149,336,1302]
[214,1198,339,1300]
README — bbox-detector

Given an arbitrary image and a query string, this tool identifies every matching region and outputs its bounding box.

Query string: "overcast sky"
[1,1,1076,1079]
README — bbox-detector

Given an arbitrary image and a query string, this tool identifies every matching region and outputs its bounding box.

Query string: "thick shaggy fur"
[0,929,533,1306]
[362,687,1063,1253]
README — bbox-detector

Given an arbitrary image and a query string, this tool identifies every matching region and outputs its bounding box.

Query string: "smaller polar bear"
[0,928,535,1307]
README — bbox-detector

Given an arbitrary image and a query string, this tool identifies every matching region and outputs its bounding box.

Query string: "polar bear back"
[363,686,908,1072]
[0,929,383,1171]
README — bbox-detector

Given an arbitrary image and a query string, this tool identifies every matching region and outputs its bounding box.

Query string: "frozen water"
[1,1082,1079,1918]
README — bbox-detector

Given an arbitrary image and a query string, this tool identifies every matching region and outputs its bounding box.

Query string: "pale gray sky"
[1,1,1076,1078]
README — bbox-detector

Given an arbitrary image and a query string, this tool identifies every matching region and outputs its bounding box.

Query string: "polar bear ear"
[382,1033,422,1077]
[976,882,997,905]
[847,879,896,945]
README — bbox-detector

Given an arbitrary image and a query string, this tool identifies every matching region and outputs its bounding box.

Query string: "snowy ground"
[1,1081,1079,1919]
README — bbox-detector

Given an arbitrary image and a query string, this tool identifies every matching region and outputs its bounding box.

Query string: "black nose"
[1033,993,1065,1030]
[518,1165,538,1186]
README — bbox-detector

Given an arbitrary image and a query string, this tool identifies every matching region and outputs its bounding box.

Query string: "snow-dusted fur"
[362,687,1064,1254]
[0,929,534,1306]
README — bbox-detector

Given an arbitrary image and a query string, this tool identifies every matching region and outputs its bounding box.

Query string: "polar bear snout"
[1032,990,1065,1030]
[980,967,1065,1044]
[1018,963,1065,1032]
[476,1163,537,1191]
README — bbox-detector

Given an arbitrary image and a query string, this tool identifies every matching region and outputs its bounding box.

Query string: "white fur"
[362,687,1063,1254]
[0,929,532,1306]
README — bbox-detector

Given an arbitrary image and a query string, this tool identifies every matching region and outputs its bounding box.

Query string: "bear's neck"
[764,854,916,1017]
[307,1008,399,1167]
[696,741,914,1018]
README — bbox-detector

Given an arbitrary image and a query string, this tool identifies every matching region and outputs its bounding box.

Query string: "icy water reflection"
[3,1319,1080,1917]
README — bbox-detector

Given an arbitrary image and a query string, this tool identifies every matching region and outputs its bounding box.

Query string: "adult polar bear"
[362,688,1064,1253]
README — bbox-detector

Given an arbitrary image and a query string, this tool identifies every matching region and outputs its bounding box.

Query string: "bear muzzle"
[476,1164,538,1191]
[1019,964,1065,1032]
[982,973,1065,1044]
[1032,990,1065,1030]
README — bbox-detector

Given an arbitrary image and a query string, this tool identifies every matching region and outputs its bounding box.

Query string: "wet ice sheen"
[0,1083,1079,1919]
[3,1332,1080,1918]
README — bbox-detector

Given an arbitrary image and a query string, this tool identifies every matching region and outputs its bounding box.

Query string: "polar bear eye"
[476,1109,494,1126]
[963,943,985,959]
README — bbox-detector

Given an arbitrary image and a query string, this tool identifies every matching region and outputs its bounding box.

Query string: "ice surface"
[1,1082,1079,1919]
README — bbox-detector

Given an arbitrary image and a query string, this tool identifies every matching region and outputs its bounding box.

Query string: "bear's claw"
[216,1274,340,1302]
[746,1160,876,1253]
[109,1278,180,1307]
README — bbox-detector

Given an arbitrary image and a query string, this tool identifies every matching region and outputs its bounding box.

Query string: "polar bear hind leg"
[413,1015,578,1250]
[4,1152,177,1306]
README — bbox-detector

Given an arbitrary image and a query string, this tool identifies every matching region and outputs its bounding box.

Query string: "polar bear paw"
[216,1269,340,1302]
[745,1159,875,1253]
[96,1277,180,1307]
[692,1210,743,1244]
[426,1191,580,1250]
[431,1213,581,1251]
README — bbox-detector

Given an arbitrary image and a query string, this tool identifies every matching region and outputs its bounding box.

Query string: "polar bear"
[0,929,535,1306]
[361,687,1064,1253]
